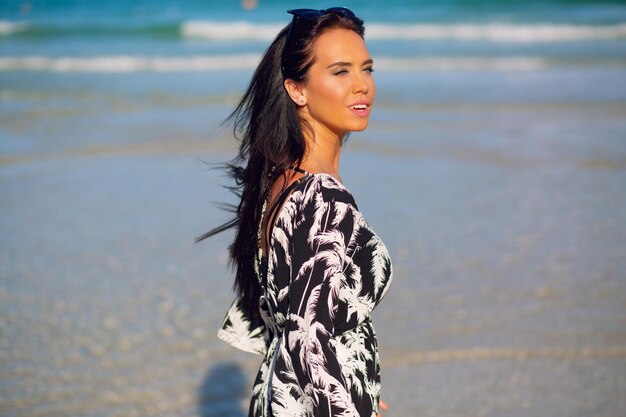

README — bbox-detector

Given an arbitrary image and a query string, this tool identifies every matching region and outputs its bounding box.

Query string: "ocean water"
[1,0,625,154]
[2,0,626,72]
[1,1,626,416]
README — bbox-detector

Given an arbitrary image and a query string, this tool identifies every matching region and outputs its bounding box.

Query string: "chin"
[330,119,369,136]
[349,121,369,132]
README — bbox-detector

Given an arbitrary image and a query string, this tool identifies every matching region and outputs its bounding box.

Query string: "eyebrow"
[326,58,374,69]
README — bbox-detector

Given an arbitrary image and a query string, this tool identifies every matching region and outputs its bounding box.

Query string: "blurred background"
[1,0,625,416]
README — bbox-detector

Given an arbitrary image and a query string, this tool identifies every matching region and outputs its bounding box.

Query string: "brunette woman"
[198,7,393,417]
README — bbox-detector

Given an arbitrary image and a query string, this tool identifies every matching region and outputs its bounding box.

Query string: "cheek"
[312,76,347,108]
[318,77,344,106]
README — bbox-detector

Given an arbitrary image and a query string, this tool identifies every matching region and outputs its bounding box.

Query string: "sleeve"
[217,297,268,355]
[284,197,360,416]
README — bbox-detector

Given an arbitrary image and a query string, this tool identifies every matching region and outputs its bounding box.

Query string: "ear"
[283,78,307,106]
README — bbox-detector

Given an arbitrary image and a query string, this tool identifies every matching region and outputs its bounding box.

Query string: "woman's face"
[299,28,375,138]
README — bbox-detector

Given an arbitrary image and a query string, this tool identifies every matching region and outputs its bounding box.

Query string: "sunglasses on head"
[287,7,356,20]
[284,7,357,49]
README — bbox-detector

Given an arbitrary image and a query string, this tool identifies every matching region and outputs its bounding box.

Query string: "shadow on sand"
[198,361,248,417]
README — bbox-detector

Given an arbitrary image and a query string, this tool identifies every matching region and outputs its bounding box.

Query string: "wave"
[367,22,626,42]
[183,21,626,43]
[0,55,563,72]
[0,19,181,38]
[182,21,626,43]
[181,20,282,41]
[377,56,549,71]
[0,55,262,72]
[0,20,29,35]
[2,19,626,43]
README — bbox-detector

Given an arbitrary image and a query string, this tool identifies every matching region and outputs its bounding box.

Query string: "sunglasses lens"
[287,7,356,20]
[287,9,323,20]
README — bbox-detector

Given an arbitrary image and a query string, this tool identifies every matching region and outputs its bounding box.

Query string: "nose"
[352,71,369,95]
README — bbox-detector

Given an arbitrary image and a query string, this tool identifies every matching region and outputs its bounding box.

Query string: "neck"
[299,118,344,176]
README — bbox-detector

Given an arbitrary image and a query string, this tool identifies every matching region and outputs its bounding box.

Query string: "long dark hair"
[196,11,365,319]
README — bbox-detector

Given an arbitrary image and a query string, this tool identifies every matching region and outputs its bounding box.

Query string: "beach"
[2,1,626,416]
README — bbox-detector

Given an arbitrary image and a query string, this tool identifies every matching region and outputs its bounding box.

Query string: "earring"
[300,98,305,104]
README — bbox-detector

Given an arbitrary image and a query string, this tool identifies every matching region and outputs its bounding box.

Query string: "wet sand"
[2,73,626,416]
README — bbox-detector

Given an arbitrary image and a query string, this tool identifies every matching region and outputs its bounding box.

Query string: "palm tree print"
[218,173,392,416]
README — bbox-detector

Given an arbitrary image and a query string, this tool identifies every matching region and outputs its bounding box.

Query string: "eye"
[334,69,349,76]
[364,66,375,73]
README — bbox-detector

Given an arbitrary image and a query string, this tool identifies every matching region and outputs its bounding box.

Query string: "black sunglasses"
[287,7,356,20]
[285,7,357,49]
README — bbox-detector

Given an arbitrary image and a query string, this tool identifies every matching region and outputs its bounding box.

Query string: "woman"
[198,7,393,417]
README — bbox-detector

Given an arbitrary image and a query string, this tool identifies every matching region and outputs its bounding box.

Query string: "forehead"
[312,28,370,64]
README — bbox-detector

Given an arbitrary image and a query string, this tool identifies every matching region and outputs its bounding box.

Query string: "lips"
[348,100,371,117]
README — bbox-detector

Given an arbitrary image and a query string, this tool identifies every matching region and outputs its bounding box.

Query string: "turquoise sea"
[1,1,626,416]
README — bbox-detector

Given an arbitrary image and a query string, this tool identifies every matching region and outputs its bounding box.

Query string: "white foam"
[366,22,626,42]
[0,55,557,73]
[0,20,28,35]
[375,57,549,71]
[0,55,263,72]
[3,19,625,43]
[181,20,283,41]
[179,20,626,43]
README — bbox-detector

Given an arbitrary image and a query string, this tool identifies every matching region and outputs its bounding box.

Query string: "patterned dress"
[218,172,393,417]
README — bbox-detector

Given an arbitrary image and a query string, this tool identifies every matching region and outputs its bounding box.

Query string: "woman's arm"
[284,196,360,416]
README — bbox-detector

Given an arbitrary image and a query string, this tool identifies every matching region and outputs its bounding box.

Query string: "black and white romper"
[218,170,393,417]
